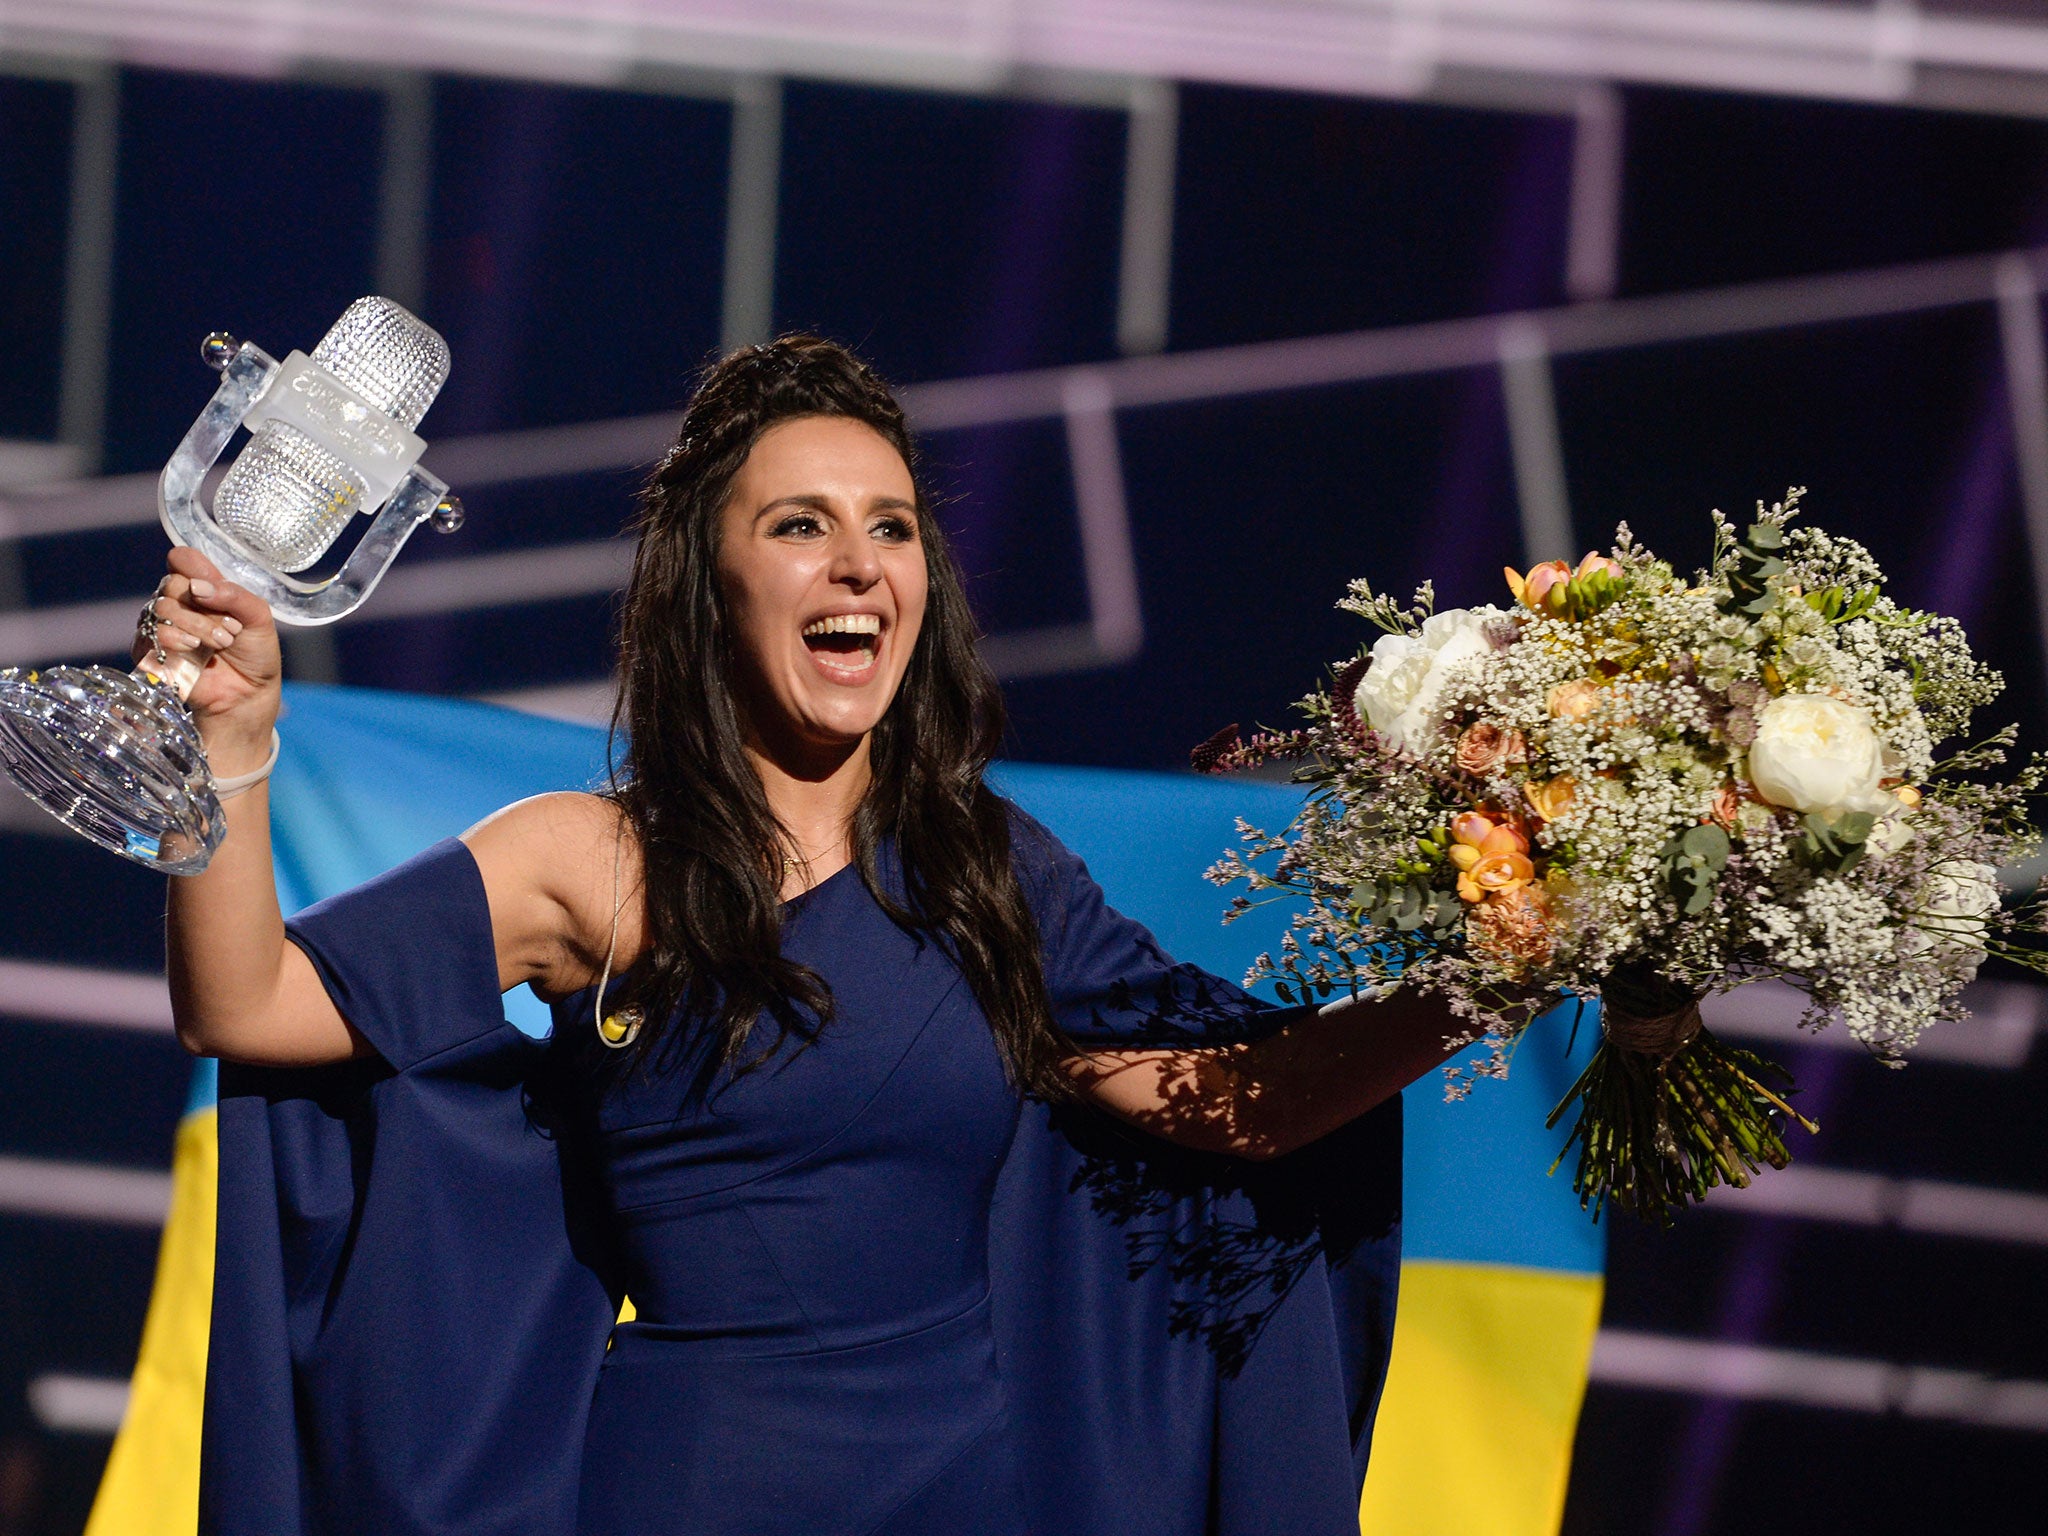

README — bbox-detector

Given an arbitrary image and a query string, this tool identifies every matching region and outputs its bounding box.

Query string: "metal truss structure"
[7,239,2048,719]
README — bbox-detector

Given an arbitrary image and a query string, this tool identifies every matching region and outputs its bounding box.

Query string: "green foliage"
[1352,875,1463,938]
[1804,584,1879,625]
[1337,575,1435,636]
[1548,1024,1811,1223]
[1559,565,1626,622]
[1659,822,1731,915]
[1721,520,1787,619]
[1796,809,1874,874]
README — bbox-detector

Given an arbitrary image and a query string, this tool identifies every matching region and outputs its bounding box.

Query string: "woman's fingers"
[136,550,282,692]
[148,593,240,651]
[173,571,271,636]
[163,544,224,586]
[132,595,219,666]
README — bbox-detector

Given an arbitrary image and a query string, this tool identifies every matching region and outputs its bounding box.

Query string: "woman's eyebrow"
[753,492,917,523]
[754,494,834,521]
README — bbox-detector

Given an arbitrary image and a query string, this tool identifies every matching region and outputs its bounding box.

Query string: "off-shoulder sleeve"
[283,836,507,1071]
[1010,807,1308,1048]
[204,836,617,1536]
[994,808,1402,1533]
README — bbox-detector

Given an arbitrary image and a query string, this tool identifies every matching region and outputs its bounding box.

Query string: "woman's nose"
[829,528,883,588]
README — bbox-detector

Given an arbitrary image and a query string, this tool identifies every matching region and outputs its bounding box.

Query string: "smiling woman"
[161,335,1470,1536]
[715,415,929,862]
[574,337,1082,1098]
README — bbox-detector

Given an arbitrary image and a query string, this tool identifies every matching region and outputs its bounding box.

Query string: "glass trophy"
[0,297,464,874]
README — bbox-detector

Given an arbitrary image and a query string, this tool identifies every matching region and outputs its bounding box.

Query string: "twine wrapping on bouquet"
[1598,963,1704,1060]
[1547,961,1812,1222]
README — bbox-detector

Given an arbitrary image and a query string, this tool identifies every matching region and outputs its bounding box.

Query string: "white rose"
[1354,607,1503,755]
[1864,809,1916,859]
[1904,860,2000,976]
[1745,694,1890,817]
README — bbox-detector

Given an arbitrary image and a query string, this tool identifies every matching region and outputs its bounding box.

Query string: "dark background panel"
[0,830,176,973]
[922,416,1092,641]
[1000,369,1525,768]
[775,81,1126,384]
[1565,1388,2048,1536]
[424,80,729,435]
[0,75,73,443]
[15,521,164,612]
[0,1023,188,1167]
[1618,87,2048,297]
[102,69,384,476]
[335,591,622,702]
[383,466,644,559]
[1170,84,1574,349]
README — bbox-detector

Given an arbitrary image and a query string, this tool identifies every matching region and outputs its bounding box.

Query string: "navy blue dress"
[202,815,1402,1536]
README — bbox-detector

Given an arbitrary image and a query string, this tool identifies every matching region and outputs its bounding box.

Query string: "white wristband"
[214,728,282,800]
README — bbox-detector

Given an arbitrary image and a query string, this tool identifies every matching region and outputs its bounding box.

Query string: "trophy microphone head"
[211,297,451,573]
[309,295,451,431]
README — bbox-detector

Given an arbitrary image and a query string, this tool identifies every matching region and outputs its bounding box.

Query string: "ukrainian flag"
[85,683,1601,1535]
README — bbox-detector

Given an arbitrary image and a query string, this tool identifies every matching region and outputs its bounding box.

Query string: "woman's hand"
[133,547,282,771]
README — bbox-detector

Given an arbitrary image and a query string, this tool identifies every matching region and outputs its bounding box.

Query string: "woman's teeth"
[802,614,881,675]
[801,614,882,638]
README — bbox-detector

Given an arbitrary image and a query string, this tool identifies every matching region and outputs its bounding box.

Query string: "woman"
[150,337,1473,1536]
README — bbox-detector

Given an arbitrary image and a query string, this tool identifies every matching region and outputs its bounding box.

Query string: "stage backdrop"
[84,683,1604,1536]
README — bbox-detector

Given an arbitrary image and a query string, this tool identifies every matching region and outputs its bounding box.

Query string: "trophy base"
[0,663,225,874]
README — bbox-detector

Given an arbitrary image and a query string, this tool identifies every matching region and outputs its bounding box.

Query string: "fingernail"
[162,628,198,649]
[189,579,216,598]
[220,616,243,635]
[212,627,234,648]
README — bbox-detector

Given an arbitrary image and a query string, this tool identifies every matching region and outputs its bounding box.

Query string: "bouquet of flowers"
[1198,492,2048,1221]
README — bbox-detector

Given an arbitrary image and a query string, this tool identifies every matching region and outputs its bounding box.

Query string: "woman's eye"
[771,513,825,538]
[872,517,917,544]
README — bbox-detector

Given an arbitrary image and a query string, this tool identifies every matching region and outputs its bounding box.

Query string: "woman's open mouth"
[801,613,883,682]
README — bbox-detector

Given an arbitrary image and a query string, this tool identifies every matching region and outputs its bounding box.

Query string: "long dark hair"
[603,335,1068,1096]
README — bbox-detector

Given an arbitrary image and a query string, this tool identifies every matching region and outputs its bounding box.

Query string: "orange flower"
[1455,722,1526,775]
[1709,780,1741,828]
[1547,680,1601,721]
[1449,811,1524,859]
[1449,811,1536,901]
[1892,784,1923,810]
[1479,823,1529,857]
[1505,560,1572,611]
[1523,774,1577,823]
[1506,552,1623,614]
[1573,551,1624,582]
[1471,850,1534,894]
[1450,810,1498,848]
[1469,882,1555,970]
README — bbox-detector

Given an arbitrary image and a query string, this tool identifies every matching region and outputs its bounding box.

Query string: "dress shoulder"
[284,835,510,1072]
[998,795,1297,1049]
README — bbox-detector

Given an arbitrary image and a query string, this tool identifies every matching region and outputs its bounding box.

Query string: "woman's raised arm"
[147,547,363,1065]
[148,549,626,1065]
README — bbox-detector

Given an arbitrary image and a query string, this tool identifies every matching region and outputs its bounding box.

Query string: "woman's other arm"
[1064,989,1516,1160]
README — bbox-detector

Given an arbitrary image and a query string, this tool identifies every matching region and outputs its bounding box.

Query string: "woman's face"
[716,414,928,763]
